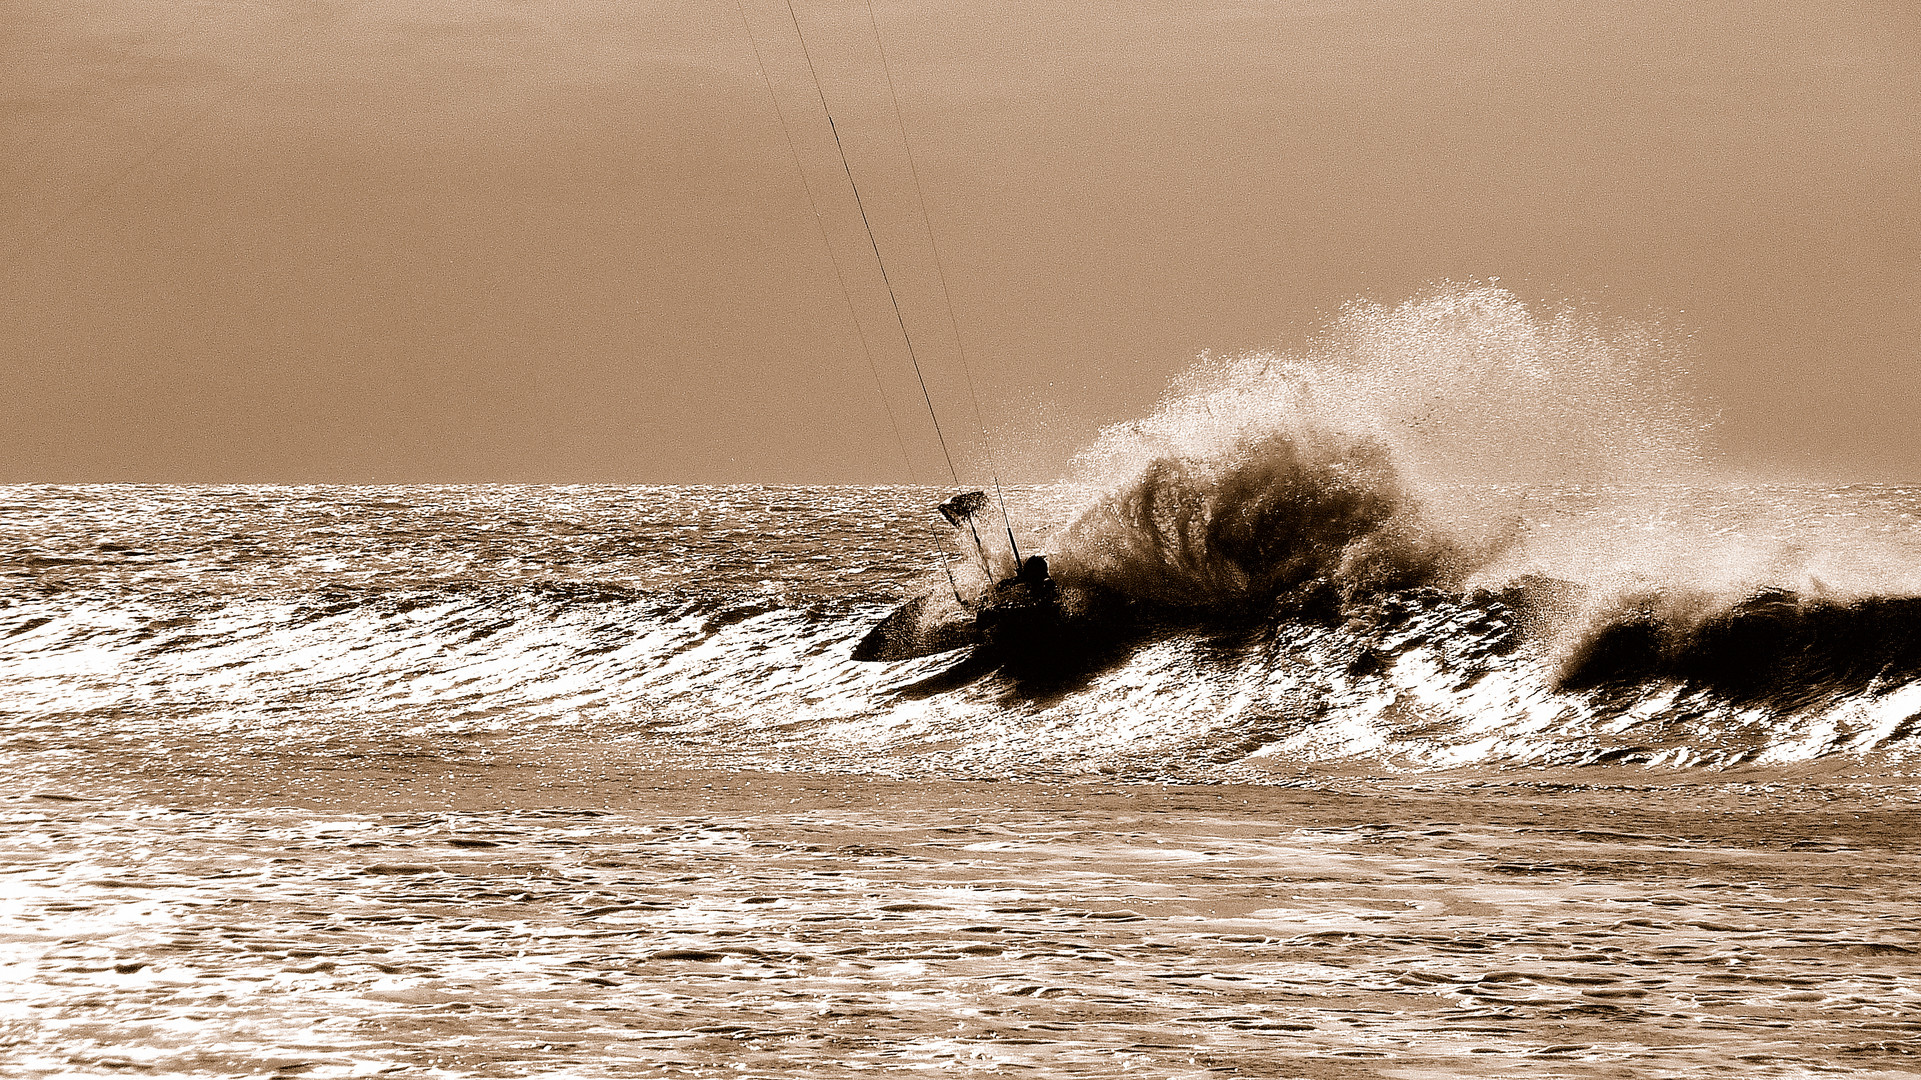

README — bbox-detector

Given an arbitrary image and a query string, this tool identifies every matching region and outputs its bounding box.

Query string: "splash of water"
[1051,285,1699,610]
[1051,427,1463,611]
[1044,284,1921,696]
[1065,285,1704,498]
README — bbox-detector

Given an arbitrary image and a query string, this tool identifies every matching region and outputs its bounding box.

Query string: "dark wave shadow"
[883,650,1003,700]
[984,618,1154,706]
[1558,590,1921,710]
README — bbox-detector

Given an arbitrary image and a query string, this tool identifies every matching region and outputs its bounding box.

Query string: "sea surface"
[3,482,1920,1079]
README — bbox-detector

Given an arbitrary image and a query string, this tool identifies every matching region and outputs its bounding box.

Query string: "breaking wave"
[868,285,1921,773]
[7,288,1921,777]
[1051,285,1702,597]
[1052,429,1467,613]
[9,567,1921,779]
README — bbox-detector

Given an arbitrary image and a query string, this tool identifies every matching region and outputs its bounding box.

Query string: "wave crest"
[1053,429,1471,612]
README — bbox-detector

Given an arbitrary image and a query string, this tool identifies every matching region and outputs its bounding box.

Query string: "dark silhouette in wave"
[1052,429,1471,614]
[1558,589,1921,709]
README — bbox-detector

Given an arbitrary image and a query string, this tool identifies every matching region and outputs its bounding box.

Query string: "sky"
[2,0,1916,484]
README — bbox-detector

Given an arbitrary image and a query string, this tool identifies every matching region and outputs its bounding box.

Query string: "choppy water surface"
[6,770,1920,1079]
[3,483,1921,1077]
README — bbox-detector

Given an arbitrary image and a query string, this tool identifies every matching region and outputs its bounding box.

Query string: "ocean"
[3,478,1919,1079]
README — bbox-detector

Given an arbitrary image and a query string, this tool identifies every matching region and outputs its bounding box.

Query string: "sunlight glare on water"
[3,773,1919,1079]
[3,474,1921,1077]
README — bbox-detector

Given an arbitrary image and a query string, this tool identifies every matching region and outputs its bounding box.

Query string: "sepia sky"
[3,0,1916,484]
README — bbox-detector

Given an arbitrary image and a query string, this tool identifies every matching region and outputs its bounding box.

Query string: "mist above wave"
[1045,285,1921,668]
[1064,285,1703,496]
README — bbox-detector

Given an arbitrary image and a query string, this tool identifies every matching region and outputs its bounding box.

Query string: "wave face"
[4,479,1921,781]
[6,290,1921,779]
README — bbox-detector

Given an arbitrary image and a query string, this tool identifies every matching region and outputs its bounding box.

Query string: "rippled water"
[6,770,1920,1078]
[3,485,1920,1076]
